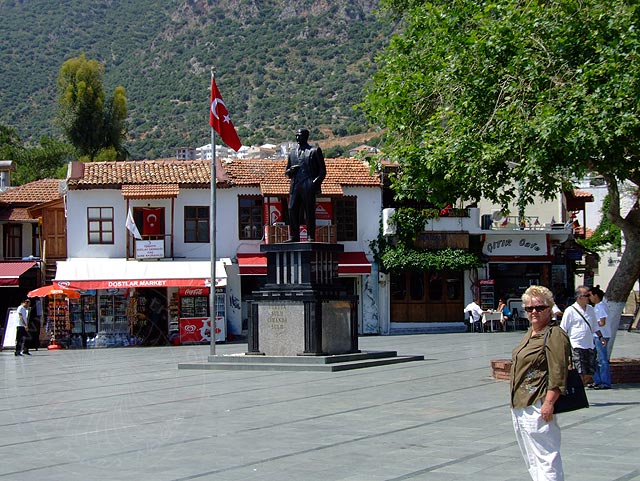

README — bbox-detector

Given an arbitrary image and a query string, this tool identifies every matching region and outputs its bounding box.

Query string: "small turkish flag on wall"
[143,208,163,236]
[209,77,242,152]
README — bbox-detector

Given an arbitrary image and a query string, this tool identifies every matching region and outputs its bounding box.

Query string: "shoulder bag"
[543,327,589,413]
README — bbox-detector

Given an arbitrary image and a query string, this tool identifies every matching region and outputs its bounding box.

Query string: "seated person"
[496,298,512,331]
[464,297,484,332]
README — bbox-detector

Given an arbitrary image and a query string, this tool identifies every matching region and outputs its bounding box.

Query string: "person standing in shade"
[15,299,31,356]
[588,285,611,389]
[284,128,326,242]
[560,286,597,387]
[511,285,571,481]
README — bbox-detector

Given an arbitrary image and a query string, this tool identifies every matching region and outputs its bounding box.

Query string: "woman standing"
[588,285,612,389]
[510,285,572,480]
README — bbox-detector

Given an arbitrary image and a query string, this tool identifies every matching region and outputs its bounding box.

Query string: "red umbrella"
[27,284,81,350]
[28,285,81,299]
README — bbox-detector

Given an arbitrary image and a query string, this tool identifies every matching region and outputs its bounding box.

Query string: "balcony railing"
[491,215,567,231]
[264,225,338,244]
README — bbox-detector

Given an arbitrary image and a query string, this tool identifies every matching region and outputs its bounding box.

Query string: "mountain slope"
[0,0,393,158]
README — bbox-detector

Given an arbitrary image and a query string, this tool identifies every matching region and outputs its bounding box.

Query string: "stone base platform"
[491,357,640,384]
[179,350,424,372]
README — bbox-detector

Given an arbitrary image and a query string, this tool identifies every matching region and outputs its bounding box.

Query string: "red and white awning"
[54,259,228,290]
[0,261,37,287]
[237,251,372,276]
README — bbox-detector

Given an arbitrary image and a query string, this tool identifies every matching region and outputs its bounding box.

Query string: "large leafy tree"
[57,54,128,160]
[363,0,640,348]
[0,123,72,184]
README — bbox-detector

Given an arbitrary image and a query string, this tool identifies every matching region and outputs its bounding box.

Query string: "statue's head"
[296,128,310,143]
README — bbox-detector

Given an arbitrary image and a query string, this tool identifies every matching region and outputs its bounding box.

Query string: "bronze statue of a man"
[285,128,326,242]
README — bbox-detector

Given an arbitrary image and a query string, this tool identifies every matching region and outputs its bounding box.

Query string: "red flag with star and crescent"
[209,77,242,151]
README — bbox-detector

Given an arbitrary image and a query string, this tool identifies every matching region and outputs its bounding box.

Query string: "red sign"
[179,287,210,296]
[179,318,210,343]
[263,199,283,225]
[315,201,333,221]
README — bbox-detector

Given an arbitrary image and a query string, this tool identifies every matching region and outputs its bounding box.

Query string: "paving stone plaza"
[2,331,639,481]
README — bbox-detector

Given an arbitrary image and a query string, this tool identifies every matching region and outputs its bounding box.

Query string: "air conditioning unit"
[491,209,508,225]
[382,208,396,235]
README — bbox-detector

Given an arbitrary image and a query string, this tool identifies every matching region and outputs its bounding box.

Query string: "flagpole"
[209,71,217,356]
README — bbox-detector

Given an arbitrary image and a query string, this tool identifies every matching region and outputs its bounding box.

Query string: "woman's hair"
[521,285,555,307]
[589,284,605,300]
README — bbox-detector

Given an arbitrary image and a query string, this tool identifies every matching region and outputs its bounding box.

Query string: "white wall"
[66,187,255,260]
[343,186,381,255]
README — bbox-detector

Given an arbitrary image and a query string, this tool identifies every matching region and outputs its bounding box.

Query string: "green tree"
[0,124,22,159]
[363,0,640,347]
[57,54,128,160]
[14,137,74,184]
[1,123,72,184]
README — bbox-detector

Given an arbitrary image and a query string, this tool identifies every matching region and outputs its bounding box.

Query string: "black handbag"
[543,328,589,413]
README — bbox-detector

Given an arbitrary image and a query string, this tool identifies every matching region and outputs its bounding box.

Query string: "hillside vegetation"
[0,0,393,159]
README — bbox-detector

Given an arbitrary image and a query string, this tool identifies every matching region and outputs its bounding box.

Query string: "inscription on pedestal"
[258,304,305,356]
[322,300,352,354]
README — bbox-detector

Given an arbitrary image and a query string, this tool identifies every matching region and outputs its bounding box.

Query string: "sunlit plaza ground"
[2,331,639,481]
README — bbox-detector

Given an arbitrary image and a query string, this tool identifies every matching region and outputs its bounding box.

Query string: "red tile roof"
[67,160,221,189]
[67,158,381,197]
[0,206,32,222]
[223,158,380,196]
[122,184,180,199]
[0,179,62,205]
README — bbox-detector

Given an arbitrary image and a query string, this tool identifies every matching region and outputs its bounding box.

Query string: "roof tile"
[0,207,32,221]
[67,158,381,197]
[223,158,380,196]
[0,179,62,205]
[122,184,180,199]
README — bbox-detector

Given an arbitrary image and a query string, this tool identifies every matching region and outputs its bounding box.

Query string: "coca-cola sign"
[179,287,210,296]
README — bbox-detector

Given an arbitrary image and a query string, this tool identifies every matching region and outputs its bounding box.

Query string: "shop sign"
[315,199,333,221]
[263,198,283,225]
[135,240,164,259]
[179,317,210,343]
[483,234,548,257]
[415,232,469,249]
[179,287,210,296]
[179,317,223,343]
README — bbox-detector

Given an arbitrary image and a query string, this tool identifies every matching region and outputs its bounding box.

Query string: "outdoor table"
[482,311,503,332]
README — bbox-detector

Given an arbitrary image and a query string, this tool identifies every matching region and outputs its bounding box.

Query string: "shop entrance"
[138,287,169,346]
[488,263,552,306]
[390,271,463,323]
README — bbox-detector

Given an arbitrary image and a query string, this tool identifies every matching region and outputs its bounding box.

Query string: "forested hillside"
[0,0,393,159]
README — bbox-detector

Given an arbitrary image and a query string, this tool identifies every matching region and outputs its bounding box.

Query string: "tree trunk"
[603,178,640,355]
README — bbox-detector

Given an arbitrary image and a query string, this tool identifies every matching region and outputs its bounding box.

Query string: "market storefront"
[53,259,228,348]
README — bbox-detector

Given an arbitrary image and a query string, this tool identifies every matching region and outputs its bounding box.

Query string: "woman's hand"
[541,400,555,422]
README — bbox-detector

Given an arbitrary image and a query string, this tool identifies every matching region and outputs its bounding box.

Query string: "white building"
[55,157,382,346]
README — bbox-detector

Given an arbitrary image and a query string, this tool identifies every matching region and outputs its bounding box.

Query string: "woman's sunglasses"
[524,305,550,313]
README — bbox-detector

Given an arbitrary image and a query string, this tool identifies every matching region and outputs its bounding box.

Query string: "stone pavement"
[1,331,638,481]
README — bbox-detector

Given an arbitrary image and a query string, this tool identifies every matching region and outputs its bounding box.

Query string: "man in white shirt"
[15,299,31,356]
[589,285,611,389]
[464,297,484,332]
[560,286,597,386]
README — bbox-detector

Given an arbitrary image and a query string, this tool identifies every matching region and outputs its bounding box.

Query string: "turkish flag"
[209,77,242,152]
[143,208,163,236]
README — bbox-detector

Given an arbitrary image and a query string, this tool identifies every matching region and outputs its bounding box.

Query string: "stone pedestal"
[247,242,358,356]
